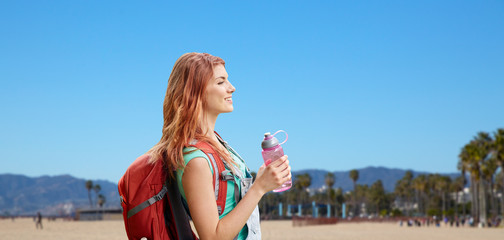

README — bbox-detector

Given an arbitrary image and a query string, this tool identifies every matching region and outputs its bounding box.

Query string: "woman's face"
[204,64,235,116]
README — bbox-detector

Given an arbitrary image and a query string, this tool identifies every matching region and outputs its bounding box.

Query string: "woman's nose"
[228,82,236,93]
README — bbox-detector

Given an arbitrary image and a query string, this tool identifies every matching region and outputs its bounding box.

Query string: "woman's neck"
[202,113,219,142]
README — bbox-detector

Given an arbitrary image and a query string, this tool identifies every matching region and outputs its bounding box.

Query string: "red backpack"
[118,139,230,240]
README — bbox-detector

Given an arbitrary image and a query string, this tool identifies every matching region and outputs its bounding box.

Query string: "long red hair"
[148,52,234,175]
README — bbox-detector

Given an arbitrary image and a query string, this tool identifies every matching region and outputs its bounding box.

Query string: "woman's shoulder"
[180,146,214,175]
[183,146,210,164]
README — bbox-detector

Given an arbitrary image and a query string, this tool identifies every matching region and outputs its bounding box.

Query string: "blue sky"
[1,1,503,183]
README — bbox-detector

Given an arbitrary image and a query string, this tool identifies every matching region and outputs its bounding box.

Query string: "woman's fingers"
[270,156,291,182]
[274,155,288,167]
[281,160,290,172]
[284,166,291,179]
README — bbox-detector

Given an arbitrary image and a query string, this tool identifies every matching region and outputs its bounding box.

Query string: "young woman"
[148,52,291,240]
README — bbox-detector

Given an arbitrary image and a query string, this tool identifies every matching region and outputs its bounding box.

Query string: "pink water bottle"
[261,130,291,192]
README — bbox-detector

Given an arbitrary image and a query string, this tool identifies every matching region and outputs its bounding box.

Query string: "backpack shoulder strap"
[191,140,229,216]
[165,175,197,240]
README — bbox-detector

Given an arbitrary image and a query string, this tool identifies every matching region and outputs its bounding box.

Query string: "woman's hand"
[253,155,291,195]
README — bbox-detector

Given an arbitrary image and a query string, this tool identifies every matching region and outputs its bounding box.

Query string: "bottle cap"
[262,132,280,149]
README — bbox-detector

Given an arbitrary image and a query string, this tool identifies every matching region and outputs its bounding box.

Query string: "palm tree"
[297,173,312,194]
[459,144,479,222]
[97,194,106,208]
[474,132,493,226]
[325,172,335,217]
[395,171,413,216]
[93,184,102,207]
[451,175,466,219]
[325,173,335,200]
[293,173,312,215]
[460,132,493,225]
[412,175,427,215]
[85,180,93,208]
[349,169,359,217]
[493,129,504,167]
[456,163,468,219]
[355,184,369,216]
[492,129,504,216]
[434,175,451,219]
[334,188,345,217]
[369,180,387,215]
[495,171,504,216]
[481,156,498,218]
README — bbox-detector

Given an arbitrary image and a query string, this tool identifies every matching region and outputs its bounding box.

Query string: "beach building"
[75,208,122,221]
[450,187,472,204]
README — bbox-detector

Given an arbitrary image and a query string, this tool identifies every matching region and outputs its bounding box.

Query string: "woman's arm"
[183,155,291,240]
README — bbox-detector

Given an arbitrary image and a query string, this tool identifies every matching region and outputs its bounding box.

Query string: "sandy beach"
[1,218,502,240]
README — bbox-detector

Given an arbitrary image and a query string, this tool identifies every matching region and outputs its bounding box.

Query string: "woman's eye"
[218,81,225,85]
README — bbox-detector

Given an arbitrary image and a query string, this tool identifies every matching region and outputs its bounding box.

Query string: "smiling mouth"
[225,97,232,102]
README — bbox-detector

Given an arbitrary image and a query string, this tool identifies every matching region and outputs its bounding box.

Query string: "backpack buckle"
[220,170,234,181]
[153,194,163,202]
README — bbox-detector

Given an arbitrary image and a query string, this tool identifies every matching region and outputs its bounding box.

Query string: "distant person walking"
[35,212,43,229]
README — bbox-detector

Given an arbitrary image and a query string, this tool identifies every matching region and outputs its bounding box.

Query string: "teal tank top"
[176,146,248,240]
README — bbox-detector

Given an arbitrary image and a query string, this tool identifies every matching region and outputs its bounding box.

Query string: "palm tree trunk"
[501,187,504,217]
[415,189,419,215]
[353,182,357,217]
[335,203,339,218]
[462,191,466,218]
[418,192,423,215]
[462,176,467,219]
[408,195,412,217]
[502,179,504,216]
[469,178,473,218]
[489,180,496,218]
[423,192,428,216]
[420,192,425,213]
[476,180,480,223]
[501,185,504,216]
[471,177,478,222]
[479,179,487,226]
[442,191,446,219]
[87,190,92,208]
[455,190,459,219]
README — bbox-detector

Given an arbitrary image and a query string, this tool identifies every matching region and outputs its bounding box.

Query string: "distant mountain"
[0,174,120,216]
[0,167,460,215]
[293,166,460,193]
